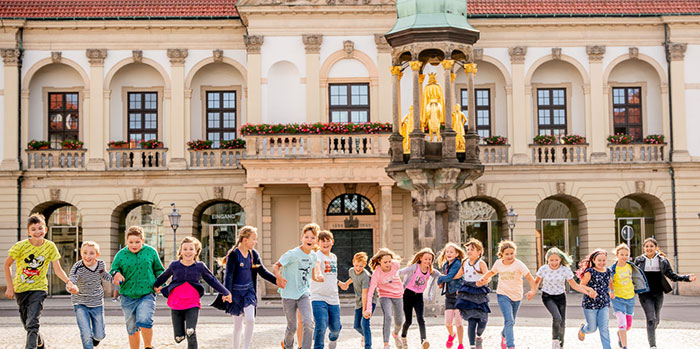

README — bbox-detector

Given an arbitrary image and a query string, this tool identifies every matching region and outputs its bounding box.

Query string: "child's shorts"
[120,293,156,335]
[611,296,635,315]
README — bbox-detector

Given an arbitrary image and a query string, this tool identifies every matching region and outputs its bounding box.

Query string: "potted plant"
[187,139,213,150]
[533,134,557,145]
[27,140,50,150]
[221,139,246,149]
[108,140,129,149]
[239,122,393,136]
[560,134,586,145]
[643,134,665,144]
[607,133,632,144]
[482,135,507,145]
[140,139,163,149]
[60,139,84,150]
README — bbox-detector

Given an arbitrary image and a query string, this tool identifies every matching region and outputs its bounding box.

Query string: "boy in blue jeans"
[68,241,113,349]
[274,223,324,349]
[310,231,342,349]
[340,252,377,349]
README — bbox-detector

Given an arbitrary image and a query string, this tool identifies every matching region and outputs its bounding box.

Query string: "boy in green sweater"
[111,226,164,349]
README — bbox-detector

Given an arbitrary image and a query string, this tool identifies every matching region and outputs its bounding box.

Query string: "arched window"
[326,194,375,216]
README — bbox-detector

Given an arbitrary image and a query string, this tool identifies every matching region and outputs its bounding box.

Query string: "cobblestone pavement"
[1,315,699,349]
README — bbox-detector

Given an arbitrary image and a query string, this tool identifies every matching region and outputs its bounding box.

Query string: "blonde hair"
[615,243,631,255]
[318,230,334,242]
[497,240,517,258]
[438,242,466,266]
[178,236,202,261]
[369,248,400,271]
[27,213,46,228]
[234,226,257,249]
[545,247,573,266]
[125,226,144,240]
[408,247,436,274]
[301,223,320,237]
[353,252,368,264]
[81,241,101,254]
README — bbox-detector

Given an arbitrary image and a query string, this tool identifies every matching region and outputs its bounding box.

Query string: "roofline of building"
[467,13,700,19]
[0,15,240,21]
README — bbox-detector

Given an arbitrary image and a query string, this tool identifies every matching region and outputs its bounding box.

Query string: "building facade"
[1,0,700,296]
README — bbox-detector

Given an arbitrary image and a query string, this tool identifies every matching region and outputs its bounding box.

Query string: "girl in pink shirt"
[364,248,404,349]
[397,248,440,349]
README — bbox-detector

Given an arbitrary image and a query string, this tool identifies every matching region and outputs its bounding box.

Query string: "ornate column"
[669,43,690,161]
[309,184,324,226]
[380,183,393,248]
[244,35,264,125]
[509,46,529,164]
[167,48,188,169]
[586,45,607,162]
[441,59,457,162]
[409,60,425,163]
[1,49,20,170]
[375,34,393,123]
[303,35,322,123]
[86,49,108,170]
[390,65,404,163]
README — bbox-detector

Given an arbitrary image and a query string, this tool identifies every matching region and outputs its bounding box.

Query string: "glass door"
[461,220,491,265]
[541,219,568,265]
[48,225,81,295]
[616,217,644,257]
[204,224,238,287]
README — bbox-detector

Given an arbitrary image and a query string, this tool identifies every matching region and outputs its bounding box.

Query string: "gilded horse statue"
[420,73,445,142]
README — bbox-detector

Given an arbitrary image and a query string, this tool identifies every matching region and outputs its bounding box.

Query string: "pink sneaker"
[457,344,464,349]
[501,335,507,349]
[446,334,456,348]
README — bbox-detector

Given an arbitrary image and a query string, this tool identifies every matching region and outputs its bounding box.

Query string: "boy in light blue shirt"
[274,223,323,349]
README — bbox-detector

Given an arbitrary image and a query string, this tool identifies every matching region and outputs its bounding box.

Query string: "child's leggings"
[171,307,199,349]
[467,318,487,346]
[379,296,404,343]
[233,305,255,349]
[401,289,426,340]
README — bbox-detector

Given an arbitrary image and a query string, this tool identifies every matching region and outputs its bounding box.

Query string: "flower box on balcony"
[140,140,163,149]
[221,139,246,149]
[607,133,632,144]
[482,135,507,145]
[27,140,50,150]
[560,134,586,145]
[643,134,665,144]
[187,139,213,151]
[240,122,393,135]
[108,141,129,149]
[533,134,557,145]
[61,139,84,150]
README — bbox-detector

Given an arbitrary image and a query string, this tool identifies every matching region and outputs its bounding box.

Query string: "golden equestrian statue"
[420,73,445,142]
[452,104,467,152]
[400,105,414,153]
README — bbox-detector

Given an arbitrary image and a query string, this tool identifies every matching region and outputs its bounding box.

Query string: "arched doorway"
[32,202,82,295]
[194,201,245,283]
[117,203,165,262]
[615,196,658,257]
[536,197,581,268]
[460,199,507,267]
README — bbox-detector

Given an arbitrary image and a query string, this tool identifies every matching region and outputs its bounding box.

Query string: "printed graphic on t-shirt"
[412,272,428,288]
[616,267,632,286]
[21,254,45,284]
[298,256,313,286]
[499,271,520,281]
[323,260,337,275]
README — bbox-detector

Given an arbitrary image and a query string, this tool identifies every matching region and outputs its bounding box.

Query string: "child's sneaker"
[475,336,483,349]
[421,339,430,349]
[92,338,101,347]
[457,344,464,349]
[392,331,402,349]
[501,334,507,349]
[552,340,561,349]
[401,337,408,348]
[578,323,587,341]
[383,345,390,349]
[446,334,456,348]
[329,340,337,349]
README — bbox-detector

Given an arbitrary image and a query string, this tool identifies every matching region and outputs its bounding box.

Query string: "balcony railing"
[530,144,588,164]
[26,149,86,170]
[608,143,666,163]
[188,148,245,169]
[245,134,390,158]
[107,148,168,169]
[480,145,510,165]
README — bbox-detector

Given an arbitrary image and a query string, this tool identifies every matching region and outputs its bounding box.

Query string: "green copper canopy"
[387,0,478,35]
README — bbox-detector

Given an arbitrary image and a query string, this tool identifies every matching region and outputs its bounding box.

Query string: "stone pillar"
[587,45,607,163]
[309,184,324,226]
[668,43,690,161]
[86,49,108,170]
[245,184,263,229]
[1,48,20,170]
[303,35,322,123]
[390,65,404,163]
[408,60,425,163]
[375,35,393,124]
[244,35,264,124]
[447,200,460,244]
[509,46,529,164]
[441,59,457,162]
[380,184,393,248]
[167,49,188,169]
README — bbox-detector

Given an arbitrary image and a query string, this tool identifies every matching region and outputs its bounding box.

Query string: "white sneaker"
[329,340,337,349]
[552,340,561,349]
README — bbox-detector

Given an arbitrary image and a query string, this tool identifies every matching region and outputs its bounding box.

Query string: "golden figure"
[452,104,467,152]
[420,73,445,142]
[400,106,414,154]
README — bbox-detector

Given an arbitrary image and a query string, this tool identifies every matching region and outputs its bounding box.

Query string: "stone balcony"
[26,148,87,170]
[188,148,245,169]
[608,143,666,163]
[530,144,589,164]
[107,148,168,170]
[244,133,390,159]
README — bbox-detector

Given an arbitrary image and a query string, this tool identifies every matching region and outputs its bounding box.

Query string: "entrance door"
[331,229,373,294]
[461,220,493,265]
[541,219,568,265]
[616,217,644,257]
[48,226,81,295]
[203,224,238,285]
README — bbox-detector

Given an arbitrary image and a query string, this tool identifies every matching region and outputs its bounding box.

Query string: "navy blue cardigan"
[211,248,276,313]
[154,260,230,298]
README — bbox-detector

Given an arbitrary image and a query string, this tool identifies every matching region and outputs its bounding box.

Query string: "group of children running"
[3,214,697,349]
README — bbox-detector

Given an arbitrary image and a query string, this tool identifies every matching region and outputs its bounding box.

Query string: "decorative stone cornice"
[551,47,562,60]
[51,51,62,63]
[668,42,687,61]
[167,48,188,65]
[86,49,107,65]
[586,45,606,62]
[628,47,639,59]
[1,48,21,66]
[244,35,264,54]
[213,49,224,63]
[343,40,354,58]
[302,34,323,54]
[508,46,527,64]
[374,34,391,53]
[473,48,483,61]
[132,50,143,63]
